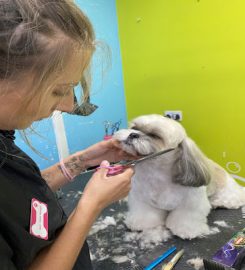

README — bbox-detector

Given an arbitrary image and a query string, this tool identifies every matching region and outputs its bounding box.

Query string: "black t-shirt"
[0,130,72,269]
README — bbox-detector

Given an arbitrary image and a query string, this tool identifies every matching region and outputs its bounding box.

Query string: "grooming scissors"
[110,120,122,135]
[85,147,175,176]
[103,120,111,136]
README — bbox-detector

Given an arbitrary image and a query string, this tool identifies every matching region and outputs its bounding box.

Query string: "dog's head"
[114,114,186,155]
[114,114,211,187]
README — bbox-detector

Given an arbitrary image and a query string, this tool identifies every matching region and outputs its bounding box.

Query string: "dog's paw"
[209,175,245,209]
[125,212,164,231]
[166,219,210,240]
[169,224,210,239]
[210,190,245,209]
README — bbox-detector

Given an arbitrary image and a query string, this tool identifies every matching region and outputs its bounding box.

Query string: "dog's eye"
[131,126,139,130]
[147,133,161,140]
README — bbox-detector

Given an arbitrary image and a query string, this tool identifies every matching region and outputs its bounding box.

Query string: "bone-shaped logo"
[30,199,48,240]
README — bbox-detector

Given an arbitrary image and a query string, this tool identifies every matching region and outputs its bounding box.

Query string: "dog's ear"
[172,138,211,187]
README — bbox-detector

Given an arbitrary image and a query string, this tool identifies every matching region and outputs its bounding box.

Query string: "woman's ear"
[172,138,211,187]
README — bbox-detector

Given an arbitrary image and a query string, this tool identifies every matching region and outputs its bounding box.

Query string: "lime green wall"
[116,0,245,185]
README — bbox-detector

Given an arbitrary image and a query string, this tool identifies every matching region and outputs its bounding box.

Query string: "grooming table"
[59,173,245,270]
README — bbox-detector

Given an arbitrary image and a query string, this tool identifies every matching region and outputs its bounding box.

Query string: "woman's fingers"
[96,160,110,177]
[80,161,134,212]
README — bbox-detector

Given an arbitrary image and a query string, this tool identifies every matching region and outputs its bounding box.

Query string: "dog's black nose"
[128,133,140,140]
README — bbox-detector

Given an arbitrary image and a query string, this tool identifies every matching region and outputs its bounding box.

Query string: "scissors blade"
[82,147,175,175]
[124,147,175,166]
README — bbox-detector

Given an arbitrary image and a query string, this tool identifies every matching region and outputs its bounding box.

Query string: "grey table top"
[59,173,245,270]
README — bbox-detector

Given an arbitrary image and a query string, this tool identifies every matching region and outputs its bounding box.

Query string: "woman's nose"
[56,92,75,113]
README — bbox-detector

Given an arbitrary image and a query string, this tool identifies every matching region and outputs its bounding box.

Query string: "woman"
[0,1,134,269]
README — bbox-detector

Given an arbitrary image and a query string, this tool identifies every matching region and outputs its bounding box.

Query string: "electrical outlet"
[164,111,183,121]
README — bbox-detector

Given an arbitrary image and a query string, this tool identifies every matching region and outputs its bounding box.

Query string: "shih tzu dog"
[113,114,245,239]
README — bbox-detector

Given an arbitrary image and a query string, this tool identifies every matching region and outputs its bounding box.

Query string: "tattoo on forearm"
[78,154,87,163]
[58,155,87,176]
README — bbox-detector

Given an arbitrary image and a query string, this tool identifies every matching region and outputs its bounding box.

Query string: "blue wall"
[15,0,127,170]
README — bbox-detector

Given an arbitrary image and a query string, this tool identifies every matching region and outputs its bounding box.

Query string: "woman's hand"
[79,139,138,168]
[77,160,134,213]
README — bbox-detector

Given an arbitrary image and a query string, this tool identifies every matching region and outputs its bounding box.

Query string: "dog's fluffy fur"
[114,114,245,239]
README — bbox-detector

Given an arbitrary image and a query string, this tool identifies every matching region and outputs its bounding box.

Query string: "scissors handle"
[96,165,127,176]
[103,135,112,141]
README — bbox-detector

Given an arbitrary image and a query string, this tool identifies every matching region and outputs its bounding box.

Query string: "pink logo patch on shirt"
[30,198,48,240]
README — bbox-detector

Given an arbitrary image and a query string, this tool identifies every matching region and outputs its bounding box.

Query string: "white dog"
[113,114,245,239]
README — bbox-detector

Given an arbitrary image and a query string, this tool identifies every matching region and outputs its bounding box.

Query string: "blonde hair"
[0,0,95,112]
